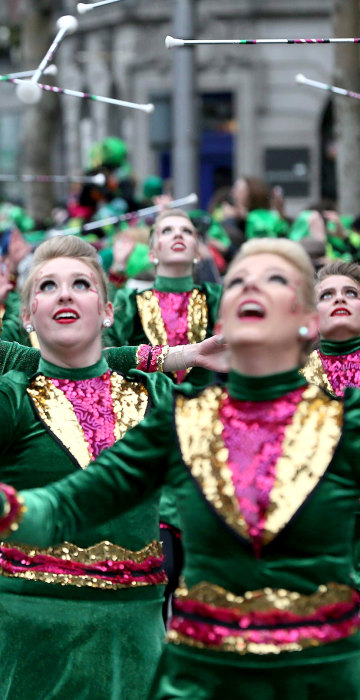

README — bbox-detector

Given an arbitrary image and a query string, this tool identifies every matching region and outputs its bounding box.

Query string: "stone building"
[0,0,339,215]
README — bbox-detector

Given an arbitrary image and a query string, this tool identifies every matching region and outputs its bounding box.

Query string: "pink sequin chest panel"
[319,350,360,397]
[154,290,192,346]
[155,290,192,383]
[219,387,305,552]
[52,371,116,460]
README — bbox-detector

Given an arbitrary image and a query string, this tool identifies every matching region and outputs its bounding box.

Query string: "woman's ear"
[104,301,114,326]
[304,311,319,342]
[22,309,31,330]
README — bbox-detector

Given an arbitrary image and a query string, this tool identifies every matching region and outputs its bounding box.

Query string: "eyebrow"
[318,284,359,295]
[36,271,94,283]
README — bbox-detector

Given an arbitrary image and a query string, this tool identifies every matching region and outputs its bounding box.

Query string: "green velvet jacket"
[0,355,172,601]
[104,275,223,387]
[5,369,360,668]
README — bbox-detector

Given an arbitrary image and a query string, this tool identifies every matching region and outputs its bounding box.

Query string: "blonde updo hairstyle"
[21,235,109,314]
[315,259,360,288]
[149,208,197,248]
[223,237,316,364]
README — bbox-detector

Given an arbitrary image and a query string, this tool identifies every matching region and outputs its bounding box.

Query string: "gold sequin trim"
[175,385,343,544]
[27,375,92,469]
[168,629,317,654]
[136,289,208,378]
[156,345,170,372]
[301,350,334,394]
[167,580,359,654]
[109,373,148,443]
[0,539,163,589]
[186,289,208,344]
[27,373,149,469]
[174,580,356,615]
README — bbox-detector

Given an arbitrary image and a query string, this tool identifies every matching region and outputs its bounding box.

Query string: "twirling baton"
[0,65,57,82]
[77,0,126,14]
[58,193,198,234]
[0,173,106,185]
[296,73,360,101]
[165,35,360,48]
[10,77,154,113]
[16,15,78,104]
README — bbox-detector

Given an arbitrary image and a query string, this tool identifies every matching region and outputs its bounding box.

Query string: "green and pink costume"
[2,368,360,699]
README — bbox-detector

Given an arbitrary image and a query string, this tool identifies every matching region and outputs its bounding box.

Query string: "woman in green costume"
[104,208,223,388]
[0,234,178,700]
[302,259,360,397]
[3,238,360,699]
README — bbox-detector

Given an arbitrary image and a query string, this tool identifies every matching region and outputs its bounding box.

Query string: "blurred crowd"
[1,134,360,312]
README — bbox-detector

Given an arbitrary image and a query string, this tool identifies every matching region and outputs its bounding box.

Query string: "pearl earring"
[298,326,309,338]
[103,319,111,328]
[193,257,199,266]
[25,324,34,333]
[152,257,159,266]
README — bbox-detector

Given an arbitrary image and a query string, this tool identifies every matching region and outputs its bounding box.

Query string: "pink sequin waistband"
[168,581,360,654]
[0,539,167,590]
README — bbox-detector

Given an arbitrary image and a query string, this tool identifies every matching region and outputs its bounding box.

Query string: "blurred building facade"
[0,0,338,215]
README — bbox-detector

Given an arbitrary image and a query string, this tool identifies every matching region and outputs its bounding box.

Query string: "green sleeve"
[103,287,141,347]
[202,282,223,334]
[0,340,40,375]
[104,345,139,373]
[0,372,26,446]
[1,291,31,346]
[12,402,175,547]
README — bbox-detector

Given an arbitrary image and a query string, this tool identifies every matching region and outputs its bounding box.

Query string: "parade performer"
[104,207,223,611]
[104,208,223,388]
[3,238,360,699]
[302,260,360,396]
[0,234,175,700]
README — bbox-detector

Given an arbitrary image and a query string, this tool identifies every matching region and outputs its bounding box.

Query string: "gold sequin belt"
[0,539,167,590]
[168,581,360,655]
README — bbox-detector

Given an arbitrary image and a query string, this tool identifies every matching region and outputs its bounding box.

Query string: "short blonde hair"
[21,235,108,313]
[225,238,316,310]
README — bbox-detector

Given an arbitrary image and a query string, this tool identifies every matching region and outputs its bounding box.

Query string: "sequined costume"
[104,275,222,387]
[0,355,171,700]
[3,368,360,699]
[302,336,360,397]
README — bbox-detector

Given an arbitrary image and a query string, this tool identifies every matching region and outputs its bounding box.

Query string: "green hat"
[88,137,128,169]
[245,209,290,239]
[0,203,35,233]
[143,175,163,199]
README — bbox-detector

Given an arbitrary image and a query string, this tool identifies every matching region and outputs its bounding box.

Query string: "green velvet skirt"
[149,642,360,700]
[0,587,165,700]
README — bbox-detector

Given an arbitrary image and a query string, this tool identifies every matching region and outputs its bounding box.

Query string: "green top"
[153,275,195,293]
[6,368,360,666]
[0,357,172,601]
[319,336,360,356]
[105,275,223,388]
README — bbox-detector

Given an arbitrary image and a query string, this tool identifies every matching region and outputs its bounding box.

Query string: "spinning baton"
[0,66,57,81]
[77,0,126,14]
[10,78,154,113]
[296,73,360,101]
[16,15,78,104]
[165,35,360,48]
[59,193,199,234]
[0,173,106,185]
